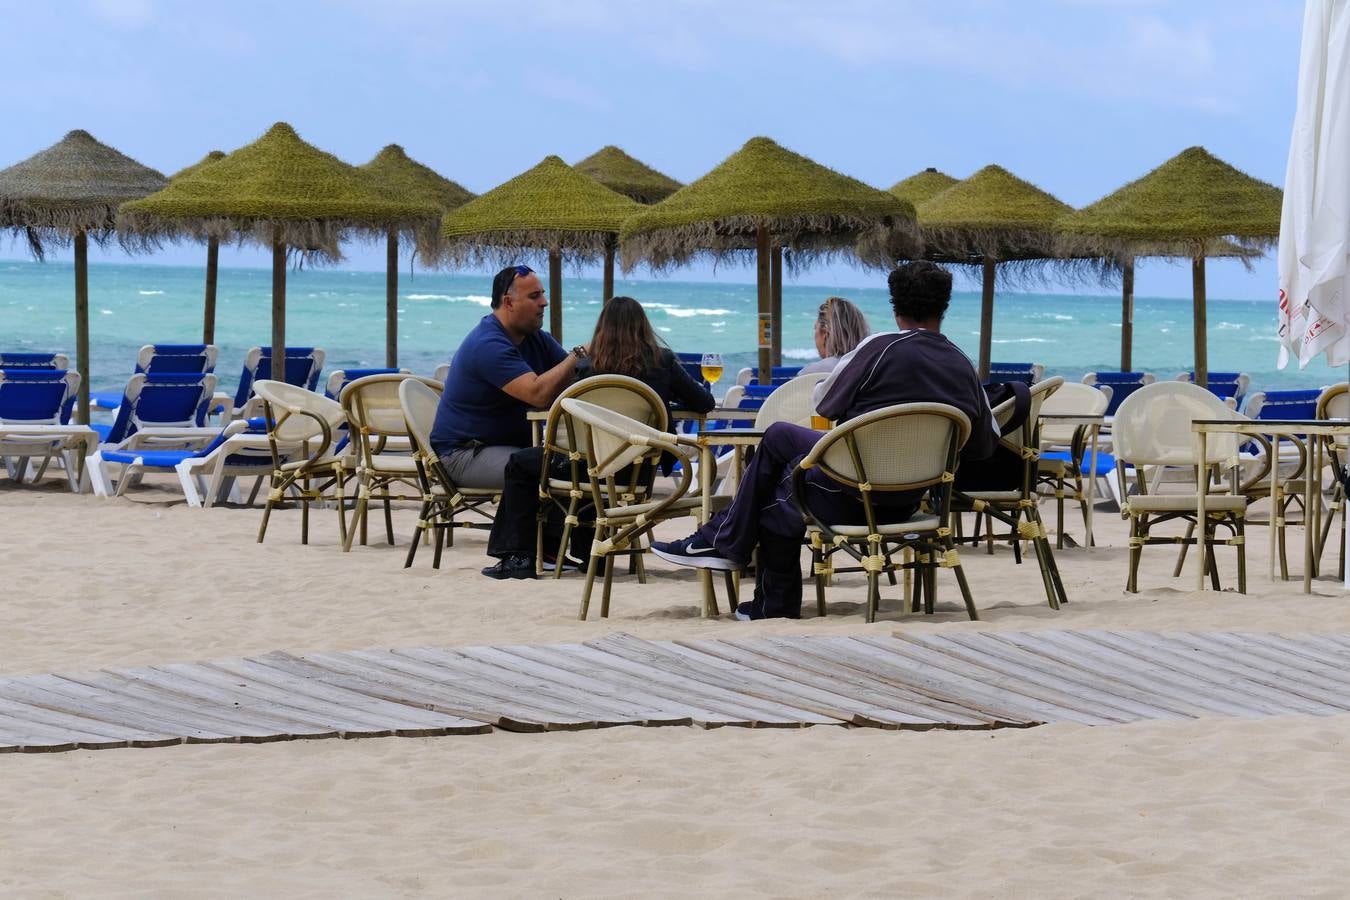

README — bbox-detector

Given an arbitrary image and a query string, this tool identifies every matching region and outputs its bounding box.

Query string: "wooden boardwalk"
[4,629,1350,752]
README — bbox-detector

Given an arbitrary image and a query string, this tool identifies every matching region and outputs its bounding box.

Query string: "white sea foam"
[100,309,113,315]
[783,347,821,360]
[990,338,1053,344]
[406,293,492,307]
[137,290,165,296]
[657,326,672,333]
[644,302,733,318]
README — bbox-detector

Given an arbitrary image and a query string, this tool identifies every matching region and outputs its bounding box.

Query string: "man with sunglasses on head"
[430,264,586,518]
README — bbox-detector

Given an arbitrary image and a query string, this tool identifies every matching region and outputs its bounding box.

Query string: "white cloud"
[88,0,153,27]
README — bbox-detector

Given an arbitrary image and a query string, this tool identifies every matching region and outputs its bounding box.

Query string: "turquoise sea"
[0,259,1342,398]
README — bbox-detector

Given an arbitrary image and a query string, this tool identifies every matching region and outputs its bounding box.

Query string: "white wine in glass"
[700,353,723,384]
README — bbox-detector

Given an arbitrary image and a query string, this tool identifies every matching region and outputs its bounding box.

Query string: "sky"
[0,0,1305,300]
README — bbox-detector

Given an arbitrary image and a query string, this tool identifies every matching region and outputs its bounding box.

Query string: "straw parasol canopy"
[439,155,644,339]
[620,136,917,381]
[0,129,167,423]
[575,146,682,204]
[359,144,474,366]
[916,165,1076,379]
[121,123,440,379]
[574,145,681,300]
[171,151,226,345]
[888,167,959,207]
[1057,146,1282,384]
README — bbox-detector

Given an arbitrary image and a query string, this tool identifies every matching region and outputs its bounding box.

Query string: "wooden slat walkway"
[4,629,1350,753]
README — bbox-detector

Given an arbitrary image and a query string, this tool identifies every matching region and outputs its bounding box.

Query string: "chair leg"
[813,546,827,618]
[952,562,979,620]
[1126,516,1142,593]
[383,490,395,545]
[432,522,446,569]
[257,475,280,543]
[301,475,311,545]
[1173,522,1195,577]
[721,570,739,610]
[405,499,430,568]
[599,555,616,619]
[1204,518,1222,590]
[865,569,880,624]
[579,554,602,620]
[1236,515,1247,594]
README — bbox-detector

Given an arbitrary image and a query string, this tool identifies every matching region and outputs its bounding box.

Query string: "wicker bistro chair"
[954,376,1068,609]
[253,380,349,546]
[536,375,670,579]
[1316,383,1349,578]
[793,403,976,623]
[338,373,438,552]
[558,398,706,620]
[1112,382,1248,593]
[1036,381,1110,548]
[397,379,499,569]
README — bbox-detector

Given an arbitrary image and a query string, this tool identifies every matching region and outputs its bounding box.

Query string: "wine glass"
[700,352,724,386]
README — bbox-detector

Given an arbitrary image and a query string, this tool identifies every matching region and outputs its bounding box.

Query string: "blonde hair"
[816,296,871,358]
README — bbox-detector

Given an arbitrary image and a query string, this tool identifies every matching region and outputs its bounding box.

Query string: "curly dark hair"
[888,261,953,322]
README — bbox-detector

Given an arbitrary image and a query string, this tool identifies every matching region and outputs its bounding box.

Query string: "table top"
[1193,418,1350,436]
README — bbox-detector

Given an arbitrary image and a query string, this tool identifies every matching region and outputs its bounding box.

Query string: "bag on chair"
[953,381,1032,492]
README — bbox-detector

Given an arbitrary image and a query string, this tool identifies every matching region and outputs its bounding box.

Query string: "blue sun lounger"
[0,369,98,491]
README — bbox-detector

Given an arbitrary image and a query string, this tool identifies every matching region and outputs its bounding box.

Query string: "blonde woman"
[799,296,871,374]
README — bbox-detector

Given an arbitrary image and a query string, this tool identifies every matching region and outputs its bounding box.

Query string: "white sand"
[3,480,1350,897]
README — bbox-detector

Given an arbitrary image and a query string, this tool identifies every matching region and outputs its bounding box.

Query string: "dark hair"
[491,264,533,309]
[589,296,665,378]
[888,261,952,321]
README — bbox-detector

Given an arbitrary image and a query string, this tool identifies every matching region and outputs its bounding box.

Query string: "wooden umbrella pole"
[73,229,91,425]
[1192,255,1208,387]
[549,247,563,341]
[770,245,783,367]
[270,228,286,381]
[756,225,772,385]
[203,237,219,346]
[1121,257,1134,372]
[978,258,996,381]
[385,226,399,367]
[602,237,615,303]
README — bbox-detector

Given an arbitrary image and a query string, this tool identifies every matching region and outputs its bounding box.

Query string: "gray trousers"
[440,444,521,490]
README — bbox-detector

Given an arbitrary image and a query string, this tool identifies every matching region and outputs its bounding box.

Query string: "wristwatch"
[572,345,592,377]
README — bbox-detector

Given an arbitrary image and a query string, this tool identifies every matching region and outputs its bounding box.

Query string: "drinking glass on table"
[700,352,723,385]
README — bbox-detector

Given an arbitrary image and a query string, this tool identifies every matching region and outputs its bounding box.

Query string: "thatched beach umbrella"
[120,123,439,381]
[360,144,474,366]
[0,129,167,423]
[917,165,1075,380]
[439,155,643,340]
[620,137,917,383]
[170,150,226,344]
[574,146,681,301]
[888,167,959,207]
[1057,147,1282,385]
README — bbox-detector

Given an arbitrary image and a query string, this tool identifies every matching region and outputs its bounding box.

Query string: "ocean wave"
[1217,322,1245,330]
[406,293,491,306]
[990,337,1053,344]
[782,347,821,360]
[100,309,114,315]
[137,290,165,296]
[644,302,733,317]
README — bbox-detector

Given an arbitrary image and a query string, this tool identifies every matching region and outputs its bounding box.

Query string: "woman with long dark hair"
[482,296,715,579]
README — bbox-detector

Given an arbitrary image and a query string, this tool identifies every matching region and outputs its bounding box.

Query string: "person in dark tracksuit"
[653,261,997,620]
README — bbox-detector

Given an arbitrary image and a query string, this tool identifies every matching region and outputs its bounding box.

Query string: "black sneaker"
[481,555,537,580]
[540,553,581,573]
[734,601,761,622]
[650,535,737,571]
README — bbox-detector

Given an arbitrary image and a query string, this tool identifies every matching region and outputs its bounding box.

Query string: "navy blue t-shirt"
[430,314,568,454]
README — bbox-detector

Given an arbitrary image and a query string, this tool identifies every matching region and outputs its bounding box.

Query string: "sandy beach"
[3,479,1350,898]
